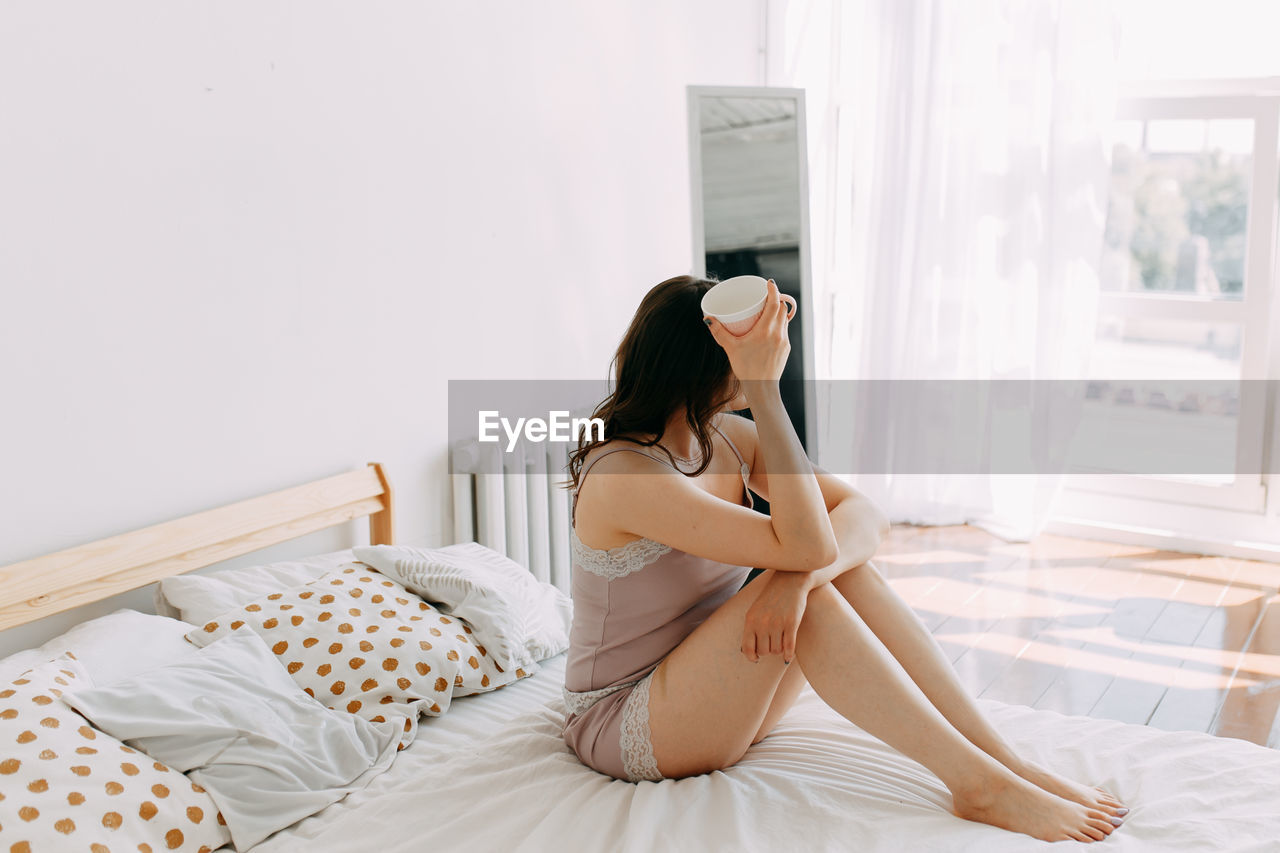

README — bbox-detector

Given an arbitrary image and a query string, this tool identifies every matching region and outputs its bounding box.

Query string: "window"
[1068,2,1280,515]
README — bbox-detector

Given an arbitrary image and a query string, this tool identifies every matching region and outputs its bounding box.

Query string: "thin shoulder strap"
[579,446,678,482]
[710,420,747,467]
[572,447,677,524]
[711,420,755,511]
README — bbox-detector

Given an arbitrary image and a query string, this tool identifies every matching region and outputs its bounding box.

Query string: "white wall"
[0,1,765,652]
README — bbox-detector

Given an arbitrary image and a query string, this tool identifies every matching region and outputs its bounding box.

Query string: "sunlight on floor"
[877,525,1280,747]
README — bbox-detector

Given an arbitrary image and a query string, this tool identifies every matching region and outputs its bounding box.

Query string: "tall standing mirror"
[688,86,817,456]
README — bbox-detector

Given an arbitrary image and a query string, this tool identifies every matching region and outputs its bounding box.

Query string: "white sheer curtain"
[773,0,1120,539]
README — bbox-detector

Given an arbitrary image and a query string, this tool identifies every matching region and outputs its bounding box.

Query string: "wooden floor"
[877,525,1280,747]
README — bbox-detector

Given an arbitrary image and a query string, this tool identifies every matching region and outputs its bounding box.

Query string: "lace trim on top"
[571,528,672,580]
[619,671,663,782]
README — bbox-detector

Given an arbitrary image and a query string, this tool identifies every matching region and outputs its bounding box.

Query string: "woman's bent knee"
[805,580,841,605]
[799,581,862,631]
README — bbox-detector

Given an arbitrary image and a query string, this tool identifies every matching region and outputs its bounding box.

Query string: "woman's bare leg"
[750,648,809,744]
[830,562,1126,816]
[648,582,1119,842]
[737,571,815,745]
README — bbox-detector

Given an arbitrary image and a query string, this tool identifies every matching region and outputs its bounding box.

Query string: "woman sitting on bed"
[561,275,1130,844]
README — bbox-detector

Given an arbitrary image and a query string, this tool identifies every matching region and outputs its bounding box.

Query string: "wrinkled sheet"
[254,654,1280,852]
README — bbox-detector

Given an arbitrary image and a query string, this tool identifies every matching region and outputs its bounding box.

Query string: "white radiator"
[450,436,575,594]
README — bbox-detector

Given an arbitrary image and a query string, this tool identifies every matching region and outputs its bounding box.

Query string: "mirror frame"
[687,85,818,456]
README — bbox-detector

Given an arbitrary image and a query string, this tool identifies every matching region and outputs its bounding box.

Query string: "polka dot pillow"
[0,654,230,853]
[186,564,535,743]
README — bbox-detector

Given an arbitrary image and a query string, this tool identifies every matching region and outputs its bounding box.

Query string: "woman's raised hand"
[704,279,792,383]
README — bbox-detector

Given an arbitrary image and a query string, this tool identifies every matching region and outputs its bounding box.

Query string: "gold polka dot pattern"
[0,656,230,852]
[186,564,530,747]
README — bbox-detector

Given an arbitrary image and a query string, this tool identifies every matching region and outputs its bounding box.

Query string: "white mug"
[701,275,797,336]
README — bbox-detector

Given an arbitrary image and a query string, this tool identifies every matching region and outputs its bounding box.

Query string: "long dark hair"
[565,274,740,491]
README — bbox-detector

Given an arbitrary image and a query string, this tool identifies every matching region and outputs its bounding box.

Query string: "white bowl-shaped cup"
[701,275,797,336]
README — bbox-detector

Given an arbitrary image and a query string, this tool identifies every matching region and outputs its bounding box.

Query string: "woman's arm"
[705,281,837,568]
[739,497,889,663]
[575,283,838,571]
[719,411,889,578]
[717,414,890,661]
[736,381,839,569]
[788,491,889,587]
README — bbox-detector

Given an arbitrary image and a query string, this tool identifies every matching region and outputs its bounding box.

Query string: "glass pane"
[1081,315,1242,485]
[1101,119,1253,300]
[1072,383,1238,486]
[1090,315,1242,379]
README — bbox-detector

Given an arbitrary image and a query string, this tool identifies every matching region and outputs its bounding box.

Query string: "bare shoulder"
[574,438,680,511]
[579,438,674,477]
[714,412,759,465]
[573,439,687,547]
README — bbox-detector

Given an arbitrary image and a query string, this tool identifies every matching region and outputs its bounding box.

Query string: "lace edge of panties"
[619,672,663,782]
[562,680,636,717]
[562,675,663,782]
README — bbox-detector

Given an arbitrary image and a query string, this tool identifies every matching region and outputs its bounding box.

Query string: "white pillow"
[156,548,357,626]
[0,609,199,685]
[352,542,572,670]
[63,627,404,852]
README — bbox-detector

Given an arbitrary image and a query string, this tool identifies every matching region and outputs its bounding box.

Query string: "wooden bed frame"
[0,463,395,632]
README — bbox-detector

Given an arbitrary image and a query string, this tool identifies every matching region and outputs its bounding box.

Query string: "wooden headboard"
[0,463,395,632]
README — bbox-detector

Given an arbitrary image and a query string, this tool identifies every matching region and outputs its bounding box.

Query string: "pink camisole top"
[562,421,755,716]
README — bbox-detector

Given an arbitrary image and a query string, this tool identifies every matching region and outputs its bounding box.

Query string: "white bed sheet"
[253,653,1280,852]
[249,654,573,852]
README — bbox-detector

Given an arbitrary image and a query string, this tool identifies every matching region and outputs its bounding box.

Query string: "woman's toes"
[1088,810,1119,834]
[1094,789,1129,814]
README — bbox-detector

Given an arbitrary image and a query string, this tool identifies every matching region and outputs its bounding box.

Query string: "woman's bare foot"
[952,768,1123,843]
[1013,759,1129,818]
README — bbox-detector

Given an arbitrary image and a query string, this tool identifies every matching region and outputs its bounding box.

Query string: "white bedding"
[253,653,1280,852]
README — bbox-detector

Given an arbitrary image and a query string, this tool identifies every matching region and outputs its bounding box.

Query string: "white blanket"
[254,657,1280,852]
